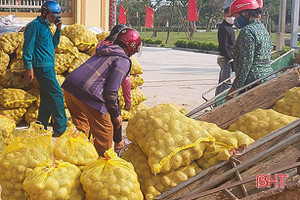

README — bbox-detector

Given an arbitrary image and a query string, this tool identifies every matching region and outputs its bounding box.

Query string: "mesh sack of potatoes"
[62,24,98,52]
[25,105,39,125]
[0,88,36,109]
[23,159,85,200]
[15,37,24,60]
[130,57,143,75]
[122,143,203,200]
[0,69,32,90]
[26,88,40,106]
[55,35,79,57]
[126,103,215,175]
[0,114,16,138]
[228,108,298,140]
[10,59,26,74]
[54,125,98,169]
[96,31,110,42]
[68,52,91,73]
[0,130,4,153]
[119,88,147,109]
[273,87,300,117]
[0,123,53,200]
[130,74,145,89]
[80,148,143,200]
[0,106,26,124]
[56,74,65,86]
[0,50,10,73]
[0,32,23,54]
[196,122,254,169]
[55,53,75,74]
[121,102,149,120]
[84,43,98,56]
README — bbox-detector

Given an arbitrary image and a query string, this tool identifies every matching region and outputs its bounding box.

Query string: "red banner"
[145,5,154,28]
[187,0,198,21]
[119,5,127,24]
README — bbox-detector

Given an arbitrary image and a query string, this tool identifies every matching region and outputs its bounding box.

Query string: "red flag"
[145,5,154,28]
[187,0,198,21]
[119,5,127,24]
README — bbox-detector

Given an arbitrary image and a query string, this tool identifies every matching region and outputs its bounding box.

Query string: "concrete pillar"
[291,0,300,48]
[276,0,287,51]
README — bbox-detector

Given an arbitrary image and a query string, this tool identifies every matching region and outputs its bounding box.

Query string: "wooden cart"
[155,66,300,200]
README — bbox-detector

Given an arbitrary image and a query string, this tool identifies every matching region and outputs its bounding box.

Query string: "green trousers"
[33,66,67,135]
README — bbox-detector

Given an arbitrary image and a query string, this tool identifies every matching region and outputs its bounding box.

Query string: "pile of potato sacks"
[122,103,255,199]
[0,122,143,200]
[0,23,147,128]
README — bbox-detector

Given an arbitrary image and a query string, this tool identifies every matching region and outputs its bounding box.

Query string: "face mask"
[225,17,235,25]
[234,15,249,29]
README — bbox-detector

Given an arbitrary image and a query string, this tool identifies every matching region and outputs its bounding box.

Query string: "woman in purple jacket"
[62,28,141,156]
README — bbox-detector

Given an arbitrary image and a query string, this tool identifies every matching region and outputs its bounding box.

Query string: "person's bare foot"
[114,140,126,152]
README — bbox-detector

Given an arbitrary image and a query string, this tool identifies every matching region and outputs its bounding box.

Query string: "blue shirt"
[23,16,61,70]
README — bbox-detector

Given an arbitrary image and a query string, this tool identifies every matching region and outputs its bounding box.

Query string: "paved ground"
[135,47,220,111]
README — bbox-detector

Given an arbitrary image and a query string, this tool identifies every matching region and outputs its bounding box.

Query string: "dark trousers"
[112,118,122,143]
[33,66,67,134]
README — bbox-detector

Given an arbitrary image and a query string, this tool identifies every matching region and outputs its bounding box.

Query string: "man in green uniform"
[23,0,67,136]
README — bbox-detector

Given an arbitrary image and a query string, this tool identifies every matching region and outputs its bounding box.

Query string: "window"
[0,0,73,14]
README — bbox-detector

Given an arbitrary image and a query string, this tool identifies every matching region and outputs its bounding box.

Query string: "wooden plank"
[176,132,300,200]
[172,161,300,200]
[197,67,300,129]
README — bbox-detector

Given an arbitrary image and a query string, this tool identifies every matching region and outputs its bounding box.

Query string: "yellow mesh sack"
[130,57,143,75]
[68,52,91,73]
[3,129,28,147]
[122,144,203,200]
[54,125,98,168]
[96,31,110,42]
[0,131,4,153]
[15,37,24,60]
[26,88,40,107]
[0,114,16,137]
[23,159,85,200]
[0,123,53,200]
[0,50,9,73]
[56,74,65,86]
[119,88,147,109]
[0,32,23,54]
[121,102,149,120]
[228,108,298,140]
[25,105,39,125]
[130,74,145,89]
[0,106,26,124]
[62,24,98,51]
[55,53,75,74]
[0,69,33,90]
[0,88,36,109]
[10,59,26,74]
[126,103,215,175]
[55,35,79,57]
[84,43,97,56]
[273,87,300,117]
[80,148,143,200]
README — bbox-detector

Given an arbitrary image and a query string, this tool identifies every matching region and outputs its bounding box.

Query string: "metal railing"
[0,0,73,13]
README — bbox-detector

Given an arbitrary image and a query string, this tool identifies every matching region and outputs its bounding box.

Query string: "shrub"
[175,40,218,51]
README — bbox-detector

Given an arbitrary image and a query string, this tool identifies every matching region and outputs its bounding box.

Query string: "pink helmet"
[256,0,263,8]
[115,28,141,56]
[229,0,259,16]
